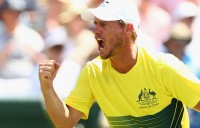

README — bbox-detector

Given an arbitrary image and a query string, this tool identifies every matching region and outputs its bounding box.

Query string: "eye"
[93,21,111,29]
[93,21,97,26]
[100,22,111,29]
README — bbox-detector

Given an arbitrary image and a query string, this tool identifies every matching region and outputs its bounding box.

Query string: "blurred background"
[0,0,199,128]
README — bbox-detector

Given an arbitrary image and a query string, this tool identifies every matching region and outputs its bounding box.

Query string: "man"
[39,0,200,128]
[162,22,200,79]
[0,0,44,97]
[161,22,200,128]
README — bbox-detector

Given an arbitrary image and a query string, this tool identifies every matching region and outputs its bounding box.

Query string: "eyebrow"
[94,20,125,24]
[94,20,108,24]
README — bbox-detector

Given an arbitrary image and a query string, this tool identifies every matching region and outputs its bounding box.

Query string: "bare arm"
[194,101,200,112]
[39,60,83,128]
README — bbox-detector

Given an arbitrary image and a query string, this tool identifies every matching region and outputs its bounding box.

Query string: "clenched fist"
[39,60,60,89]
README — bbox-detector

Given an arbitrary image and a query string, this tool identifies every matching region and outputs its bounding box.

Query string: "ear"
[125,24,134,34]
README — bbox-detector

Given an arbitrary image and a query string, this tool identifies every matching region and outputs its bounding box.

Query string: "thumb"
[55,62,61,70]
[50,62,61,80]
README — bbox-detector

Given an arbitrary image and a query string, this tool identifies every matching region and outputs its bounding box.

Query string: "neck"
[110,44,138,73]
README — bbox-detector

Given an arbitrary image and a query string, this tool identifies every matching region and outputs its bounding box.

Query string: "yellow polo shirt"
[65,46,200,128]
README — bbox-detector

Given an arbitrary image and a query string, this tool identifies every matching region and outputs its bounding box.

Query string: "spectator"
[0,0,45,98]
[185,0,200,66]
[59,0,98,66]
[161,22,200,128]
[150,0,183,16]
[172,0,198,27]
[161,22,200,78]
[137,0,172,50]
[43,27,67,63]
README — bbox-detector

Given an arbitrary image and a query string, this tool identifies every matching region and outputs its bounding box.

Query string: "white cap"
[173,1,198,21]
[81,0,140,31]
[44,27,67,49]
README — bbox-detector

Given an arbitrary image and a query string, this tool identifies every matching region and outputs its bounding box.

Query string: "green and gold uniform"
[65,46,200,128]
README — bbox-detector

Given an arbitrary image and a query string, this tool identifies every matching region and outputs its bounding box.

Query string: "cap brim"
[81,7,120,22]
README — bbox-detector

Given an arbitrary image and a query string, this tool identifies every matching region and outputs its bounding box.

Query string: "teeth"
[96,38,104,51]
[99,43,104,50]
[100,47,104,50]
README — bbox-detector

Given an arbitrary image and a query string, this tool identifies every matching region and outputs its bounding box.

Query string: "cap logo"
[99,0,110,7]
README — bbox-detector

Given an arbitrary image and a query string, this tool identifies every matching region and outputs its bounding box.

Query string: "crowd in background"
[0,0,200,128]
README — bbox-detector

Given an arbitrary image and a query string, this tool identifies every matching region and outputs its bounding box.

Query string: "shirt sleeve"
[64,64,95,119]
[157,54,200,109]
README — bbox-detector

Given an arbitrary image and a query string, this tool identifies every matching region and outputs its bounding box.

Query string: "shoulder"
[139,46,176,64]
[139,46,184,71]
[87,56,107,67]
[84,56,109,73]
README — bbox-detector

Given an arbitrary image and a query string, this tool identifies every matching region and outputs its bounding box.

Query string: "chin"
[101,55,111,60]
[99,50,112,59]
[100,56,107,60]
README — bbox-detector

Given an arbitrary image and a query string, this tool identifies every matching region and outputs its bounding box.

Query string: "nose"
[93,24,101,35]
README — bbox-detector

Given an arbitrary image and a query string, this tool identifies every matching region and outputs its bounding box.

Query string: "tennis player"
[39,0,200,127]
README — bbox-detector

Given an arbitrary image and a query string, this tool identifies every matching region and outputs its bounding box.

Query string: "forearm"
[42,86,73,128]
[39,60,81,128]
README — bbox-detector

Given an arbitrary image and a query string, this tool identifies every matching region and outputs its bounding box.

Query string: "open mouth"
[97,39,105,51]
